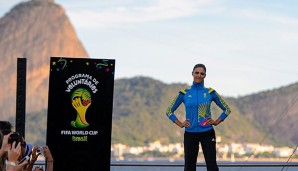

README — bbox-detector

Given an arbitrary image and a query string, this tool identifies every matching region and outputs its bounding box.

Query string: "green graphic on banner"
[71,88,92,128]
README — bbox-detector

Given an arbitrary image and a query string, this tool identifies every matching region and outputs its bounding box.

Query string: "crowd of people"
[0,121,53,171]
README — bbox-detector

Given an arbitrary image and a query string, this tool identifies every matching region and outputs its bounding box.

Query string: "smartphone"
[18,155,29,164]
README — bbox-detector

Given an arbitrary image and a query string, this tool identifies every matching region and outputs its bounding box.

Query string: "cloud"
[238,9,298,26]
[67,0,217,28]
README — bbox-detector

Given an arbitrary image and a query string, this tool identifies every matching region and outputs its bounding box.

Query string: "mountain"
[232,83,298,146]
[22,76,298,147]
[0,0,88,120]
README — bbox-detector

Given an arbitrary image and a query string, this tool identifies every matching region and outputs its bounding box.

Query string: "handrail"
[110,162,298,167]
[34,161,298,167]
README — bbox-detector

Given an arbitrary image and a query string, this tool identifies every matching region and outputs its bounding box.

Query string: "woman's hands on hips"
[182,119,191,128]
[174,119,191,128]
[206,118,222,126]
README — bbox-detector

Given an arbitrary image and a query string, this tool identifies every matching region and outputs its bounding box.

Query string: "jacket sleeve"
[166,90,185,122]
[210,88,231,121]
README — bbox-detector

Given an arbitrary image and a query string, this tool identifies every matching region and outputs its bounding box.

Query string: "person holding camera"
[0,132,29,171]
[1,120,30,171]
[26,146,41,171]
[26,146,54,171]
[1,121,53,171]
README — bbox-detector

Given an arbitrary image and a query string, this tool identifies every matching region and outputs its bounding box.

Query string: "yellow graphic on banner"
[71,88,92,128]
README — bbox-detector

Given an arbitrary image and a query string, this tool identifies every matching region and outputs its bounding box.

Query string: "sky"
[1,0,298,97]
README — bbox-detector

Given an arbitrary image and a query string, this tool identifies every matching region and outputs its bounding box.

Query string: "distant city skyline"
[1,0,298,97]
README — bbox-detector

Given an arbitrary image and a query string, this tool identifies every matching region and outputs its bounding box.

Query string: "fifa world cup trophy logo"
[71,88,92,128]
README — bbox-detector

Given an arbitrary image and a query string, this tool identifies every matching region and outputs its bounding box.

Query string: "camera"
[37,147,44,155]
[8,132,21,145]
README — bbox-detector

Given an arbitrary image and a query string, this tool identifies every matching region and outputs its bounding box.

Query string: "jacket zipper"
[196,87,199,127]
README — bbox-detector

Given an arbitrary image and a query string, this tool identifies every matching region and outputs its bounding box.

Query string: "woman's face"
[192,67,206,83]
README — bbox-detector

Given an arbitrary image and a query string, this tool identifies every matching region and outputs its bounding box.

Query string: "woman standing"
[166,64,231,171]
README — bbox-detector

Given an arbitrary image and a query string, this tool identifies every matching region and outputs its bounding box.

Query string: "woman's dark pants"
[184,129,219,171]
